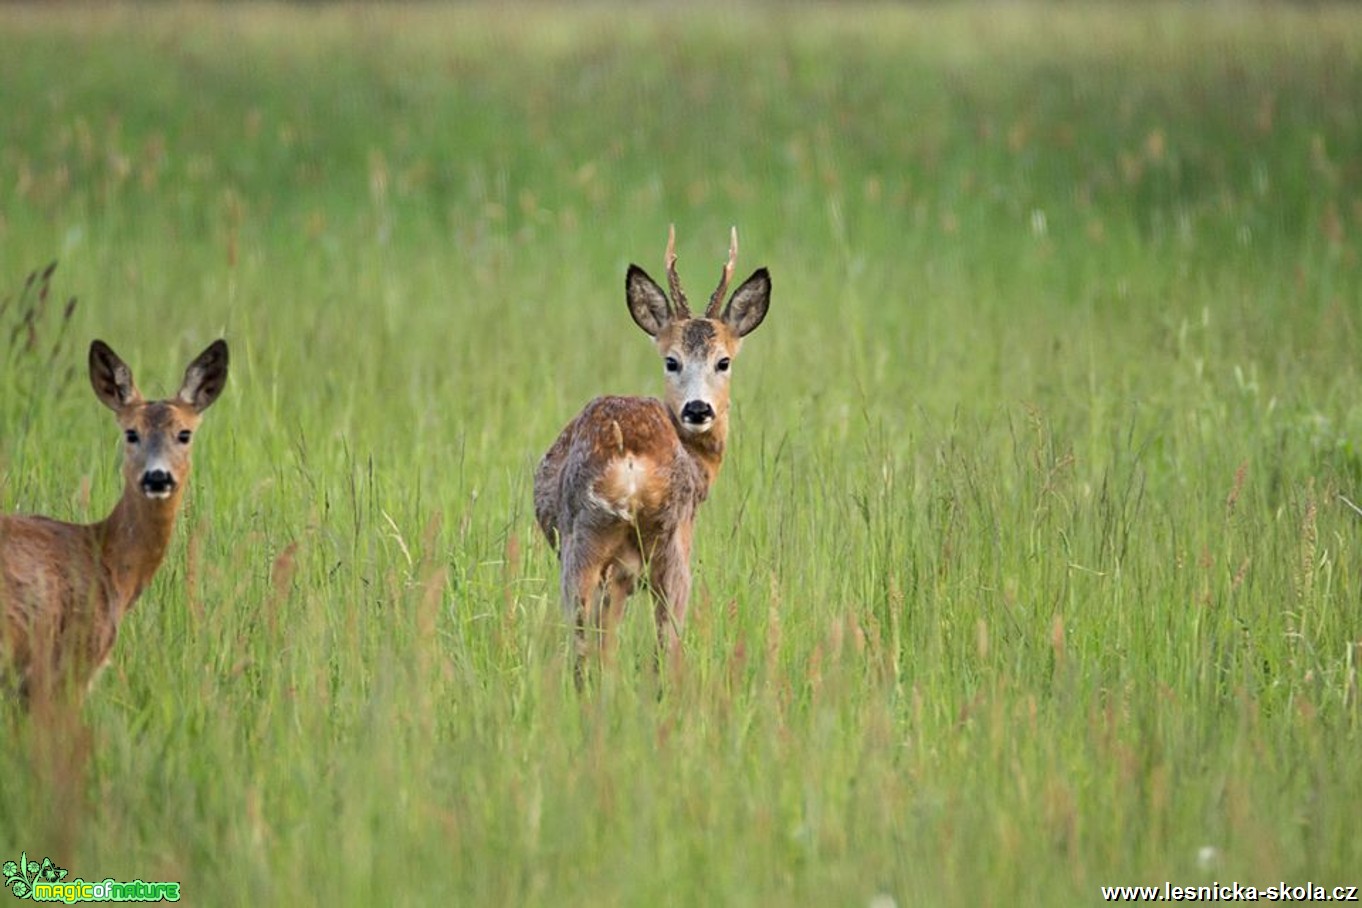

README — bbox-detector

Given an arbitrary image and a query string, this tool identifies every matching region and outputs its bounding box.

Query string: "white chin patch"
[142,489,174,501]
[680,419,714,435]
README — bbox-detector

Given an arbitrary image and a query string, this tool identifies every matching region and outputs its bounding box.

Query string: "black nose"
[141,470,176,494]
[680,401,715,424]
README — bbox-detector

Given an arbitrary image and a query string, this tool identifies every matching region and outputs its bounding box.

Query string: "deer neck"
[674,411,729,495]
[96,485,182,615]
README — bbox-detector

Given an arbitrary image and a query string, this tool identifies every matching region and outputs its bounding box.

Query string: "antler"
[664,224,691,319]
[705,226,739,318]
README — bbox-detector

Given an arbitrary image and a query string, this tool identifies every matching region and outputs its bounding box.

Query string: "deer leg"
[597,561,636,669]
[559,535,601,688]
[21,603,63,710]
[648,536,692,677]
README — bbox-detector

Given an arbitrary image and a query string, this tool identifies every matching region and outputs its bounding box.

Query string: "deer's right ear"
[721,268,771,338]
[89,340,143,411]
[178,339,229,413]
[626,265,671,338]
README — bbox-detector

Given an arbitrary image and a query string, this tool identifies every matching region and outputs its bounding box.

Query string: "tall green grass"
[1,3,1360,904]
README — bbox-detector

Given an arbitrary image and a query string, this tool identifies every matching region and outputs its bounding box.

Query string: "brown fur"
[534,228,770,682]
[0,339,227,706]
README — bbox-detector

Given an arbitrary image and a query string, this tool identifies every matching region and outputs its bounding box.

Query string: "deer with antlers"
[0,340,228,706]
[534,226,771,682]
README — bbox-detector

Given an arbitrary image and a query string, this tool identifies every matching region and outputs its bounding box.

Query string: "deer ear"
[626,265,671,337]
[721,268,771,338]
[89,340,143,411]
[178,339,229,412]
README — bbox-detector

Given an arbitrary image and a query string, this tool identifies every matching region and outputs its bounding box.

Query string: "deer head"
[625,226,770,436]
[89,340,229,502]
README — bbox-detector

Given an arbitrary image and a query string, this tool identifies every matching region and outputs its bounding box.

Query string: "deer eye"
[715,357,732,373]
[177,430,193,445]
[124,429,140,445]
[664,357,681,373]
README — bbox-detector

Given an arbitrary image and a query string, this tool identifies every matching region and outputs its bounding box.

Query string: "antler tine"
[664,223,690,318]
[705,226,739,318]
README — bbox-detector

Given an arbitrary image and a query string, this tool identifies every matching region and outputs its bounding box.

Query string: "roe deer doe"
[534,226,771,682]
[0,339,228,706]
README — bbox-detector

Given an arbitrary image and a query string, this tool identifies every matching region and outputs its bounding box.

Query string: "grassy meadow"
[2,2,1361,903]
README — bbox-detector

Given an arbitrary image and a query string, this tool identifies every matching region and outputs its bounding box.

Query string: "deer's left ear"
[89,340,143,411]
[721,268,771,338]
[178,340,229,412]
[627,266,672,338]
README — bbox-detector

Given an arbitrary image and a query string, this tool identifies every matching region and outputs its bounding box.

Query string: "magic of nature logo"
[3,853,180,903]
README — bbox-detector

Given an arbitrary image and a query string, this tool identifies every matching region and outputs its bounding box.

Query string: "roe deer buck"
[534,226,771,681]
[0,339,228,706]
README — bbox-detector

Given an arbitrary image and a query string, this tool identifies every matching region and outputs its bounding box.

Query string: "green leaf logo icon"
[3,852,32,900]
[2,852,65,900]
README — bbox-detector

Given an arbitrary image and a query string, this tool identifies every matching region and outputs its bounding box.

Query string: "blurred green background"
[1,3,1360,905]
